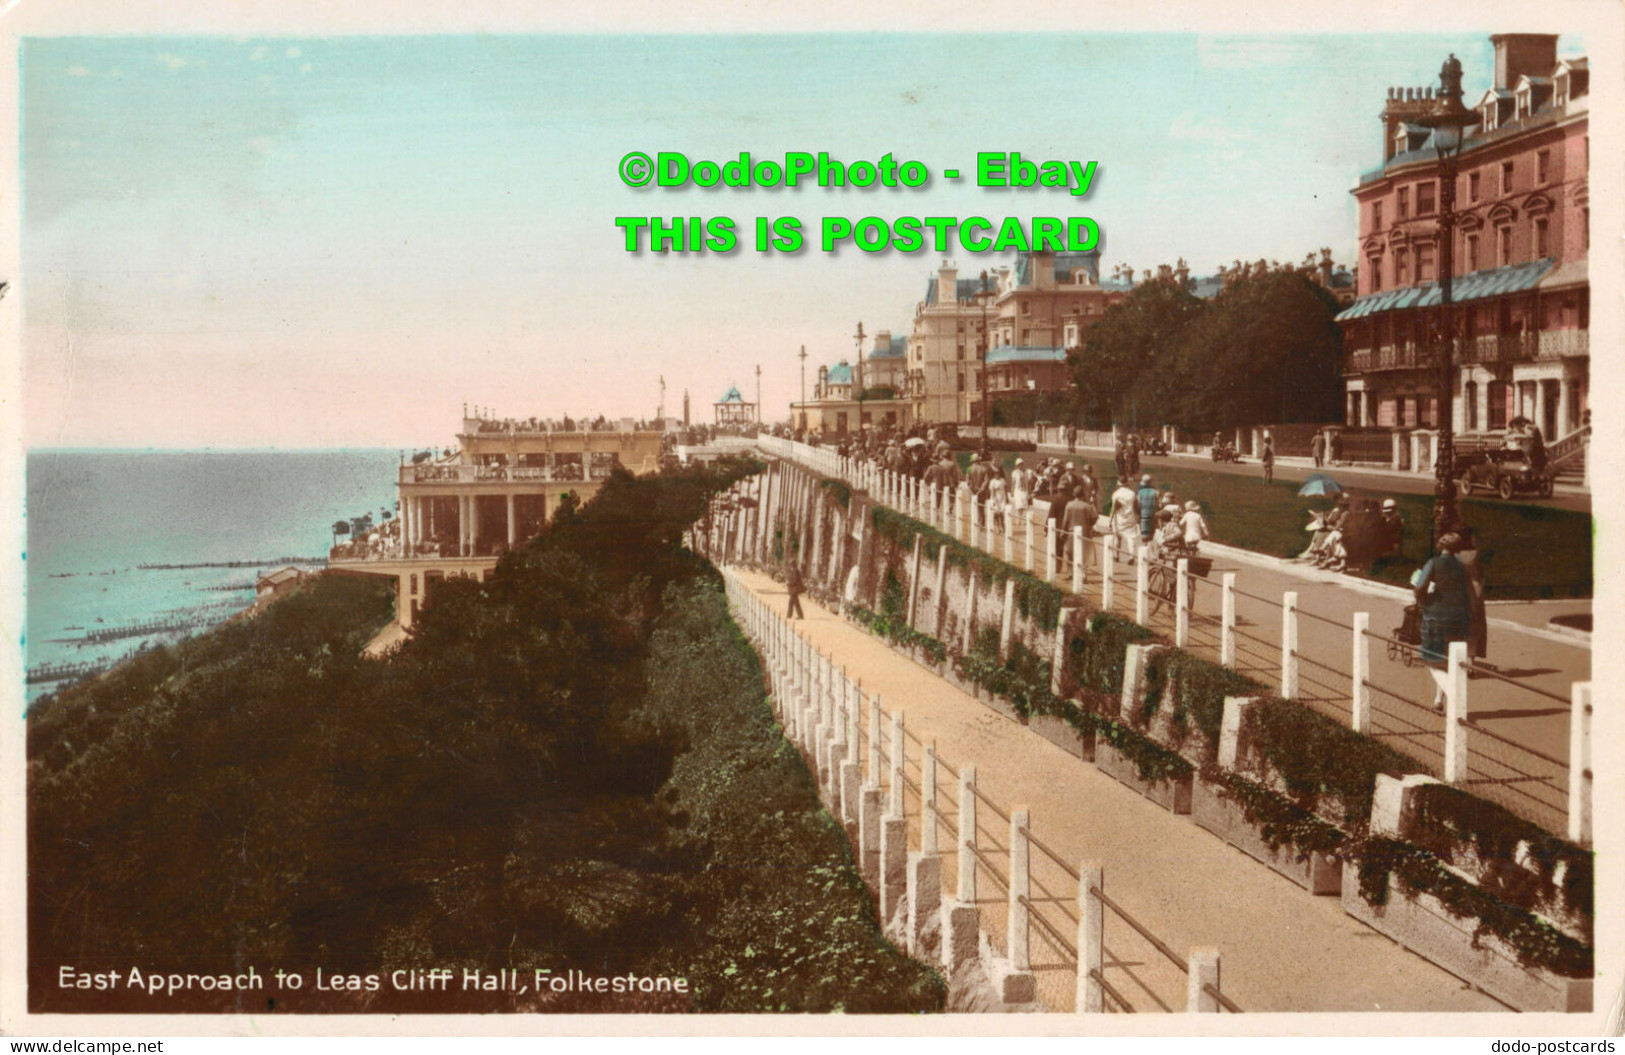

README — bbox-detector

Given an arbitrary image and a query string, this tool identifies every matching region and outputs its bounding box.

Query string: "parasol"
[1296,473,1344,497]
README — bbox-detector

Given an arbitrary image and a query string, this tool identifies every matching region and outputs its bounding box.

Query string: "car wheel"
[1457,477,1473,497]
[1498,476,1515,501]
[1540,478,1554,498]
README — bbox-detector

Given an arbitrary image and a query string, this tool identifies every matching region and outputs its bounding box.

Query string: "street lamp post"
[797,344,808,433]
[854,322,866,433]
[1415,53,1479,546]
[978,270,992,457]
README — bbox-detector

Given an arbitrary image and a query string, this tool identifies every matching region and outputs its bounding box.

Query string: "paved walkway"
[730,565,1505,1014]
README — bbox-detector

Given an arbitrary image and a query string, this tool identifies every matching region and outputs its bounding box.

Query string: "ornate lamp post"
[1414,53,1480,545]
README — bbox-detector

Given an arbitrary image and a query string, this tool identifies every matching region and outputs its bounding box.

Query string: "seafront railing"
[750,434,1590,840]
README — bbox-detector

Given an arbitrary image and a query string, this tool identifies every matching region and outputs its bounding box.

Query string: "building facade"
[790,329,912,435]
[905,252,1128,425]
[1337,34,1588,449]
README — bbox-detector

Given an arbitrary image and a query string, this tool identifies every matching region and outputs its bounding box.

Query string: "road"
[1034,440,1591,515]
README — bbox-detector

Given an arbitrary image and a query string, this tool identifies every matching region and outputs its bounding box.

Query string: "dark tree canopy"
[1069,271,1343,431]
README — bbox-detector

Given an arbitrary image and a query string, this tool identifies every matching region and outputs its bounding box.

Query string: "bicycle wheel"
[1146,565,1172,618]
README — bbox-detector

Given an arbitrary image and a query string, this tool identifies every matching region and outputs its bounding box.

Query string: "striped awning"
[1336,258,1555,320]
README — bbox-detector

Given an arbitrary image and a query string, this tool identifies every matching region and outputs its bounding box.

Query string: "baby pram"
[1388,603,1423,667]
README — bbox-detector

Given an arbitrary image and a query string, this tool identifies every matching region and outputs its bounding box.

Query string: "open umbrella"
[1297,473,1344,497]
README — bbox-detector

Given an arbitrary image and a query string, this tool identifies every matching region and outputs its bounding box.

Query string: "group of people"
[1309,429,1346,468]
[1104,474,1210,566]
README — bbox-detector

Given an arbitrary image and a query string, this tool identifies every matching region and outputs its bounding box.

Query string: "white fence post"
[1281,591,1299,699]
[1000,578,1016,661]
[921,743,939,857]
[1187,948,1221,1013]
[1076,860,1104,1013]
[1352,612,1371,734]
[1443,640,1469,783]
[1008,808,1031,972]
[1102,535,1116,610]
[1175,557,1190,648]
[958,765,978,905]
[869,694,883,783]
[889,711,905,818]
[1569,682,1593,845]
[1072,526,1085,595]
[1220,573,1236,668]
[1045,521,1057,583]
[1135,545,1149,625]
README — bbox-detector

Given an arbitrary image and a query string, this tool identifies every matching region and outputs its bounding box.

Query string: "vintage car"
[1454,447,1554,499]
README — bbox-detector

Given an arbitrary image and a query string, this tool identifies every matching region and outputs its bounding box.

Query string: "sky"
[19,30,1593,448]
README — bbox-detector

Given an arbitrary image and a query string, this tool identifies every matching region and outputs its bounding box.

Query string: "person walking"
[1109,477,1139,564]
[1311,430,1326,468]
[1456,524,1489,668]
[1010,457,1032,512]
[1415,532,1473,711]
[1126,439,1141,480]
[785,560,806,620]
[1066,423,1078,454]
[1261,434,1275,484]
[1137,475,1159,544]
[1062,484,1096,576]
[1328,430,1343,467]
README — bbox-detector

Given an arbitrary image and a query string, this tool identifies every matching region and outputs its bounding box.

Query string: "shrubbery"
[28,459,940,1014]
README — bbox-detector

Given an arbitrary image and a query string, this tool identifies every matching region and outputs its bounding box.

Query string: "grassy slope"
[638,578,945,1013]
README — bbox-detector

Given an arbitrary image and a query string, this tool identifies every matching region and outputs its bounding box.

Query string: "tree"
[1069,271,1343,432]
[1068,280,1205,427]
[1164,271,1344,431]
[332,520,350,546]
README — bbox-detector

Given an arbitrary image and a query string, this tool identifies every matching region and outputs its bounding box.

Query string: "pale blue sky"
[22,32,1588,447]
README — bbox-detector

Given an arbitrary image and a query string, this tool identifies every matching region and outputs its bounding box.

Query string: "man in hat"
[967,451,993,498]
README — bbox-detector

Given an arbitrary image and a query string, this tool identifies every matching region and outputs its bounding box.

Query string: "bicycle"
[1144,545,1213,620]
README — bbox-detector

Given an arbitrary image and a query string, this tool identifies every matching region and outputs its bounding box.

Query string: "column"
[506,493,516,547]
[470,493,481,553]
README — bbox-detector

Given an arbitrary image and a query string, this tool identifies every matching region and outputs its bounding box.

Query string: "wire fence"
[722,566,1240,1014]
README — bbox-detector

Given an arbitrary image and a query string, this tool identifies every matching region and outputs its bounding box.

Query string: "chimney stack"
[1493,34,1559,91]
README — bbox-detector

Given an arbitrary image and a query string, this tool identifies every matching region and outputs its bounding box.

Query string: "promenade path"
[728,565,1505,1014]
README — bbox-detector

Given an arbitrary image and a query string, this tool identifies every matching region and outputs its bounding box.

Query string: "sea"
[23,450,401,707]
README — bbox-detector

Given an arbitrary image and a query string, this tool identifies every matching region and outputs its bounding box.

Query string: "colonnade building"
[329,413,662,629]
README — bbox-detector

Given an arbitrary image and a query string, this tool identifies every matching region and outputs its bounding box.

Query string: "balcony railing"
[401,463,612,484]
[1537,329,1589,359]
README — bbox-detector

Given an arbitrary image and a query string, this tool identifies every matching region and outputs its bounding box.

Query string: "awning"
[1538,259,1587,291]
[1335,258,1556,320]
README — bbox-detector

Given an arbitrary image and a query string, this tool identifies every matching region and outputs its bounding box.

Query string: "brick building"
[1336,34,1588,455]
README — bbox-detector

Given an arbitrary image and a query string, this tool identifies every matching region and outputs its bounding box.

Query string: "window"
[1535,218,1549,258]
[1468,171,1480,202]
[1537,150,1550,184]
[1465,381,1479,431]
[1498,225,1514,267]
[1397,187,1410,219]
[1416,244,1434,282]
[1395,248,1409,286]
[1417,182,1436,215]
[1373,201,1384,231]
[1501,160,1514,194]
[1466,233,1480,272]
[1582,208,1589,252]
[1021,301,1031,315]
